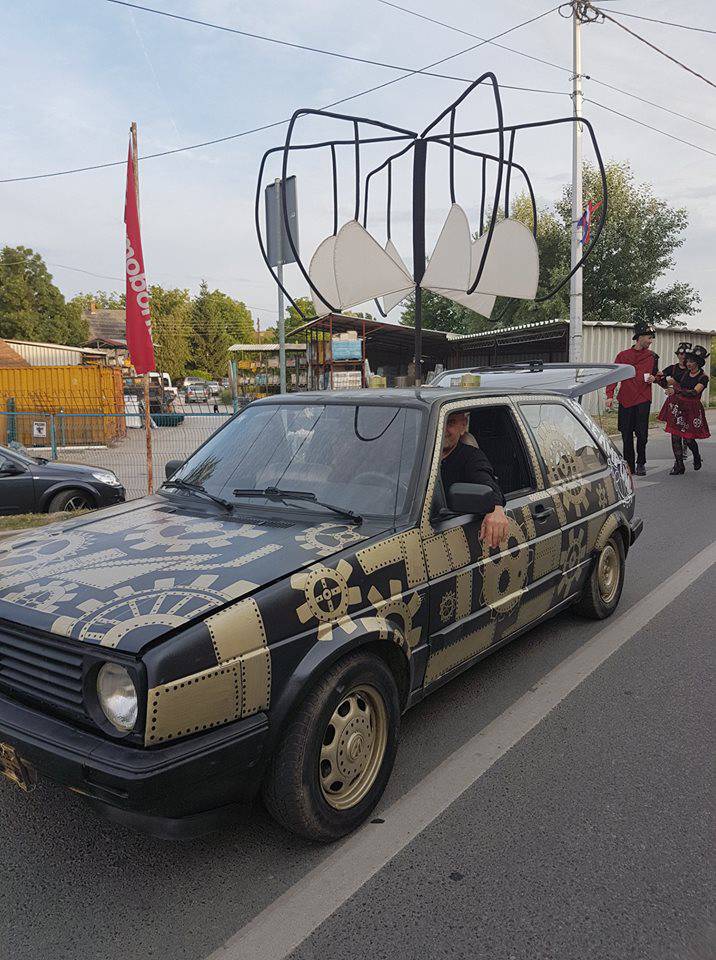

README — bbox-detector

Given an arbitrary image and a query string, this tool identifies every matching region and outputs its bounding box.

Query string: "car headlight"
[91,470,122,486]
[96,663,138,732]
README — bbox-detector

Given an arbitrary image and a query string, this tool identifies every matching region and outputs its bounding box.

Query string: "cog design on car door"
[291,560,363,642]
[367,581,423,648]
[559,480,591,519]
[557,528,587,599]
[480,518,529,617]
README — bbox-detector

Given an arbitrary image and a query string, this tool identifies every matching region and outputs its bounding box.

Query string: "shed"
[290,314,450,389]
[3,339,110,367]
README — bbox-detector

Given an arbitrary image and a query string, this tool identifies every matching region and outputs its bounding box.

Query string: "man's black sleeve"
[460,446,506,508]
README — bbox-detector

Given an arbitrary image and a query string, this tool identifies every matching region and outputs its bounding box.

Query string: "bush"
[219,388,234,407]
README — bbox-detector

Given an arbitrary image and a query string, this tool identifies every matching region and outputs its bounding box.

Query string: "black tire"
[574,533,625,620]
[262,652,401,842]
[47,489,93,513]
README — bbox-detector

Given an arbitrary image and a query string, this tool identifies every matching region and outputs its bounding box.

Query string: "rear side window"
[520,403,606,484]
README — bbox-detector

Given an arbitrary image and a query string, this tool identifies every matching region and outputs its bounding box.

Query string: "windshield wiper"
[162,479,233,512]
[232,487,362,525]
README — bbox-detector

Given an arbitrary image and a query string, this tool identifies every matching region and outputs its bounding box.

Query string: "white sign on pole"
[32,421,48,439]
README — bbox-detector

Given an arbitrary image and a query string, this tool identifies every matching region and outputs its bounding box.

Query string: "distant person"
[655,342,691,462]
[440,411,509,548]
[605,322,659,476]
[657,345,710,474]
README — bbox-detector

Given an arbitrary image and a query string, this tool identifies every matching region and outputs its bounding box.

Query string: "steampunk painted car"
[0,365,642,841]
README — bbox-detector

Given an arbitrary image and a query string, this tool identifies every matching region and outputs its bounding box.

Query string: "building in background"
[0,339,110,367]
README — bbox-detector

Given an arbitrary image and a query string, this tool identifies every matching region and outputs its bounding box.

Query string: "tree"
[149,285,191,382]
[401,161,700,332]
[189,280,231,377]
[70,291,125,311]
[400,290,493,335]
[0,246,85,343]
[286,296,316,337]
[209,290,253,344]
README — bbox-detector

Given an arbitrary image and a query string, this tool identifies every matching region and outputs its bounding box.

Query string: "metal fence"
[1,399,235,503]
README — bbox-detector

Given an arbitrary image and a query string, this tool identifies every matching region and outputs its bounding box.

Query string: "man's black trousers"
[618,400,651,471]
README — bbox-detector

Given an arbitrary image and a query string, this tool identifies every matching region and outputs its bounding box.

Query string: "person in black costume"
[440,411,508,548]
[655,342,691,460]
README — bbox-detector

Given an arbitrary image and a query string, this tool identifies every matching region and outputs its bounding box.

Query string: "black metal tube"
[353,121,360,222]
[504,129,516,218]
[412,138,428,384]
[330,144,338,236]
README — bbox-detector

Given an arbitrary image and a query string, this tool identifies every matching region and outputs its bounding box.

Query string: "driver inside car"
[440,411,510,549]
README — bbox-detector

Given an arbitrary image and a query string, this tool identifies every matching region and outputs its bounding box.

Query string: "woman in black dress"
[657,345,710,474]
[655,342,691,460]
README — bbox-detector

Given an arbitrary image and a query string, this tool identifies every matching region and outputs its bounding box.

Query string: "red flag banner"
[124,139,155,374]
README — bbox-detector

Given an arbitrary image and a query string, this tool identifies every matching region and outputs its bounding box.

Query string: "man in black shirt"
[440,411,509,548]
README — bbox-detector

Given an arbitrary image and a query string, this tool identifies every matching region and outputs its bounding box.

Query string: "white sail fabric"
[421,203,471,294]
[435,287,496,319]
[333,221,413,311]
[308,235,341,317]
[382,239,412,314]
[470,219,539,299]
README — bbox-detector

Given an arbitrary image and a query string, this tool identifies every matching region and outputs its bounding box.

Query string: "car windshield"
[1,445,37,466]
[169,402,424,518]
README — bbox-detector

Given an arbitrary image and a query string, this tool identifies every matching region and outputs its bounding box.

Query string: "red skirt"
[658,395,711,439]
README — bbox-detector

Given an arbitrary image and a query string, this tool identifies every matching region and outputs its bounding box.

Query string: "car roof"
[252,362,634,409]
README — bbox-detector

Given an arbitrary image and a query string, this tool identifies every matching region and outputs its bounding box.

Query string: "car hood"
[0,497,387,652]
[33,460,112,479]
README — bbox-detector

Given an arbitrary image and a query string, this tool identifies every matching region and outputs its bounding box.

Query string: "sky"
[1,0,715,333]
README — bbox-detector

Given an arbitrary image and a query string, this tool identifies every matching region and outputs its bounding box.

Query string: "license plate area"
[0,741,37,792]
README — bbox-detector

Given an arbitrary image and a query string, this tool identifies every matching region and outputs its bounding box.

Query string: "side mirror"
[0,463,24,477]
[165,459,184,480]
[446,482,497,516]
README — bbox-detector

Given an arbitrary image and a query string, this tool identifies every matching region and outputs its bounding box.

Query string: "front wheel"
[48,489,93,513]
[262,652,400,842]
[574,533,625,619]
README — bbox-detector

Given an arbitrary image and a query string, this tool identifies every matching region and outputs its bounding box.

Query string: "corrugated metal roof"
[447,318,715,342]
[229,343,307,352]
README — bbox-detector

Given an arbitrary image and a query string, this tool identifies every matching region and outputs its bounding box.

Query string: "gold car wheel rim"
[597,543,620,604]
[319,684,388,811]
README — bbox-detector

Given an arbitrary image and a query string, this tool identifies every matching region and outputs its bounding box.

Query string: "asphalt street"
[1,429,714,960]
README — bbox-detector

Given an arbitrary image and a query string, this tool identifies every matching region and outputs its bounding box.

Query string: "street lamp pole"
[569,2,584,363]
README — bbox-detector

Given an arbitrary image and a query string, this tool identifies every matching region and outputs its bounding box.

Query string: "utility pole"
[569,2,584,363]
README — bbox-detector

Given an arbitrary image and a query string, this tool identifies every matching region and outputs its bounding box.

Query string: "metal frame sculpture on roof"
[255,72,608,381]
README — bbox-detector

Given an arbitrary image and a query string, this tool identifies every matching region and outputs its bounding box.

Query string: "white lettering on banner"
[125,237,152,325]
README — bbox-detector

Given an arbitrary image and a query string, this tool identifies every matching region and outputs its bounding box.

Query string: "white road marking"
[206,541,716,960]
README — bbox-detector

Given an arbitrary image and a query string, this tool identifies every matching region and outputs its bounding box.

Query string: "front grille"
[0,626,86,721]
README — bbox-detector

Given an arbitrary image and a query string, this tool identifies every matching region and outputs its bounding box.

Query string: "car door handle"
[532,503,555,522]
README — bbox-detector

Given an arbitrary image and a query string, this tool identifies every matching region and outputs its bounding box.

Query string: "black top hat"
[632,321,655,340]
[675,341,692,355]
[685,344,709,368]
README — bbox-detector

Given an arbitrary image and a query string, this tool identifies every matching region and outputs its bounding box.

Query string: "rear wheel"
[574,534,625,619]
[48,489,93,513]
[262,652,400,842]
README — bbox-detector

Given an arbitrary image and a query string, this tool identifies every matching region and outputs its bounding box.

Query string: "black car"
[0,445,126,515]
[0,364,641,841]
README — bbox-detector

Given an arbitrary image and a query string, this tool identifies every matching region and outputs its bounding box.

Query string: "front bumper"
[0,691,268,836]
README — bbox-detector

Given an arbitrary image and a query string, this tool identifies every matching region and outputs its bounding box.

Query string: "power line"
[586,98,716,157]
[592,4,716,88]
[1,4,559,184]
[598,9,716,36]
[104,0,557,85]
[378,0,716,131]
